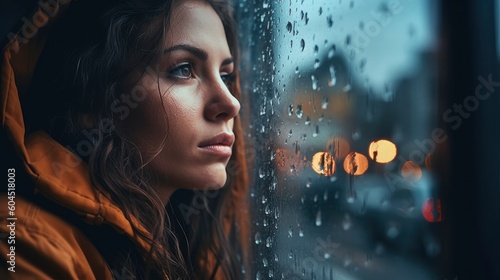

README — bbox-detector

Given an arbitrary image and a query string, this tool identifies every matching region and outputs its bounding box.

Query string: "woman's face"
[122,0,240,199]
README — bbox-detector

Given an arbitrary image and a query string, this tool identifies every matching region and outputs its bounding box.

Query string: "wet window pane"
[237,0,441,279]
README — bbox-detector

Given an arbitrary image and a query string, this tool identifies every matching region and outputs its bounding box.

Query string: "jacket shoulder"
[0,195,113,279]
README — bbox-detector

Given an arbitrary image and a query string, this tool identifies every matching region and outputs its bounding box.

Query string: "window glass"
[236,1,441,279]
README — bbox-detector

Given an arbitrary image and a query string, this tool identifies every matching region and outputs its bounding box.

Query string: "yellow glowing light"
[401,161,422,181]
[343,152,369,175]
[368,139,397,163]
[325,137,350,160]
[311,152,336,176]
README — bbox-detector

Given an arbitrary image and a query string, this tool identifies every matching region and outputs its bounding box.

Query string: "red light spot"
[422,198,442,222]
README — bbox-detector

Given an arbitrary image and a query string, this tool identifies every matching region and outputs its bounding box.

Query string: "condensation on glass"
[236,0,440,279]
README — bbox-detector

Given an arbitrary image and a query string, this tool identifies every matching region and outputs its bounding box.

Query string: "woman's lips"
[198,133,234,157]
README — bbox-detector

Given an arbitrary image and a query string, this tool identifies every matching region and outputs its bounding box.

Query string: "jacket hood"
[1,0,152,253]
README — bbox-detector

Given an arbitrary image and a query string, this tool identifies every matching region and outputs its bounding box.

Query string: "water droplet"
[288,129,293,137]
[286,21,292,33]
[342,214,352,231]
[343,84,352,92]
[314,45,319,55]
[274,253,279,262]
[263,257,269,267]
[256,270,261,280]
[262,195,267,204]
[255,232,262,244]
[312,125,319,137]
[323,190,328,201]
[306,178,312,188]
[265,204,271,215]
[311,75,318,90]
[299,227,304,237]
[314,59,320,69]
[288,226,293,237]
[300,196,305,204]
[352,129,361,140]
[259,167,266,178]
[266,237,273,247]
[305,116,311,125]
[315,210,322,226]
[288,104,293,116]
[295,66,300,74]
[288,251,293,259]
[300,39,305,51]
[327,15,333,28]
[296,104,303,118]
[328,45,336,58]
[321,97,328,109]
[268,270,274,278]
[319,7,323,15]
[324,252,331,259]
[328,65,337,87]
[263,219,268,227]
[313,194,318,202]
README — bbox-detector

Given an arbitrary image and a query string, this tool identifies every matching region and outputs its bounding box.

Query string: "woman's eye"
[169,63,193,79]
[221,72,234,86]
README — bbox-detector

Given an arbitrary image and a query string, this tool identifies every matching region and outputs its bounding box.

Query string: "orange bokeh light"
[343,152,369,175]
[401,161,422,181]
[368,139,397,163]
[311,152,336,176]
[325,137,350,159]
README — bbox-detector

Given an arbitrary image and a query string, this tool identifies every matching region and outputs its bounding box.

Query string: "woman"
[0,0,250,279]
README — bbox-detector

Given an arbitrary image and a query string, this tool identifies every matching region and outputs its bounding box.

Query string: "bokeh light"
[401,161,423,181]
[368,139,397,163]
[422,198,442,222]
[311,152,336,176]
[343,152,369,175]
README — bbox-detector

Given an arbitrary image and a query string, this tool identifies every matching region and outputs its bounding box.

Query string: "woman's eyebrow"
[163,44,233,65]
[163,44,208,60]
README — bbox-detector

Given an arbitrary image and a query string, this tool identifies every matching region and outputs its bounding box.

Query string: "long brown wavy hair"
[23,0,250,279]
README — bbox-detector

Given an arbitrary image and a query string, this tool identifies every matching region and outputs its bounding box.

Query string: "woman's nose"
[204,77,241,122]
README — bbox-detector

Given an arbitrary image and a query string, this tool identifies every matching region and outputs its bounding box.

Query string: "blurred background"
[236,0,500,279]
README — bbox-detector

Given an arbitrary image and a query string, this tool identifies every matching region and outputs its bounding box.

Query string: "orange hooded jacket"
[0,2,157,279]
[0,1,251,279]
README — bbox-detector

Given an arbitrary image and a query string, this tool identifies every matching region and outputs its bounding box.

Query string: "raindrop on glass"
[314,45,319,55]
[263,257,269,267]
[299,227,304,237]
[329,65,337,87]
[288,104,293,116]
[327,15,333,28]
[328,45,336,58]
[314,59,320,69]
[352,129,361,140]
[342,214,352,231]
[306,177,312,188]
[288,226,293,237]
[255,232,262,244]
[300,39,305,51]
[265,204,271,215]
[286,21,292,33]
[296,104,303,118]
[311,75,318,90]
[315,210,322,226]
[266,237,273,248]
[321,97,328,109]
[259,167,266,178]
[313,125,319,137]
[305,116,311,125]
